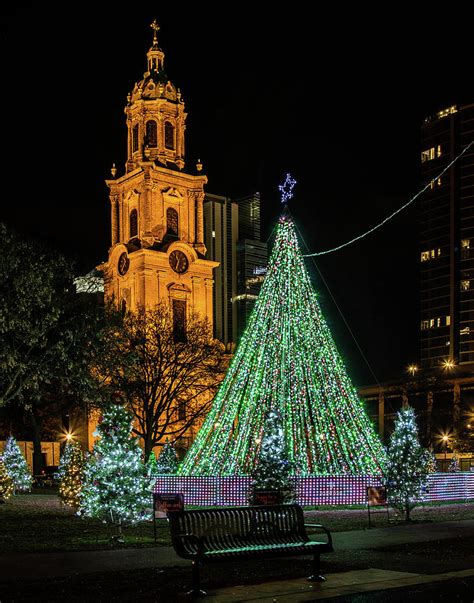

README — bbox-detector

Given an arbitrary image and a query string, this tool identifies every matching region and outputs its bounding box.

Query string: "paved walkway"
[1,519,473,583]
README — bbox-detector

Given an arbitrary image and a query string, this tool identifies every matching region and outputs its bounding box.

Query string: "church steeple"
[125,20,186,173]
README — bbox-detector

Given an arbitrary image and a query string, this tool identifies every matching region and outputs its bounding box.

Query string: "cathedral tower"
[104,21,218,325]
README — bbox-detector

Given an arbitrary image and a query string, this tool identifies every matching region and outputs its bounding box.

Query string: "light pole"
[442,435,449,471]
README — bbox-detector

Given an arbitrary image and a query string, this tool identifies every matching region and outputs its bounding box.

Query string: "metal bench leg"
[308,553,326,582]
[187,560,207,597]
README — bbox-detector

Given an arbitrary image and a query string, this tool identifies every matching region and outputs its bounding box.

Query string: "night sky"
[1,5,472,386]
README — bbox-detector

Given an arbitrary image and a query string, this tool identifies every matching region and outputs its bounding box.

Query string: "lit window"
[437,177,442,186]
[461,280,470,291]
[421,251,430,262]
[212,230,216,238]
[437,145,442,158]
[446,316,451,326]
[436,317,441,328]
[462,239,470,249]
[421,149,435,163]
[421,320,429,330]
[429,318,435,328]
[437,106,457,119]
[460,326,470,335]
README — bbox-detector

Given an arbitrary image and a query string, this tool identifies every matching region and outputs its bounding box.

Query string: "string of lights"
[302,141,474,257]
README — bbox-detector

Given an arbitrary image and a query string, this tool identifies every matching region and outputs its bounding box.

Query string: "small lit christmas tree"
[2,436,32,493]
[79,405,151,539]
[448,453,460,472]
[385,407,427,520]
[146,452,159,477]
[423,449,438,474]
[249,410,295,503]
[156,441,179,475]
[58,440,75,481]
[0,458,14,502]
[59,441,85,509]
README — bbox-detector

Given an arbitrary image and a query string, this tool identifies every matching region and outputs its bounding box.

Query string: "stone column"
[111,196,119,245]
[156,269,168,305]
[191,276,202,315]
[188,191,195,244]
[204,278,214,327]
[196,192,204,245]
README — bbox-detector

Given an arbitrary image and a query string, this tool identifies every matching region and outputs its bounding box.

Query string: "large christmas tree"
[180,202,385,476]
[79,405,151,531]
[2,436,32,492]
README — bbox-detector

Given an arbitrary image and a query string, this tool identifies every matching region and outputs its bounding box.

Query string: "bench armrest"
[304,523,333,547]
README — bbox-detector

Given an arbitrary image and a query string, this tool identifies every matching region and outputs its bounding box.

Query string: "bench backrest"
[169,504,307,555]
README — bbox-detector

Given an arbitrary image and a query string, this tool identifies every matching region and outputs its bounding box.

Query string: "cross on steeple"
[150,19,160,44]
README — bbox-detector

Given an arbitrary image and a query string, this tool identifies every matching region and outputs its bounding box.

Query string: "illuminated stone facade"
[103,22,218,324]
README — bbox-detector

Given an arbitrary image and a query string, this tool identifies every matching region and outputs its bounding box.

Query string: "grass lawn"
[1,490,473,554]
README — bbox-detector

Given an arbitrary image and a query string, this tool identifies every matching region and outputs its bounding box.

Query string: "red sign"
[154,493,184,518]
[367,486,387,507]
[253,489,282,505]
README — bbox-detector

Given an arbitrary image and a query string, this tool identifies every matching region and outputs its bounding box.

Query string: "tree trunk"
[144,433,154,462]
[405,502,411,522]
[29,410,44,476]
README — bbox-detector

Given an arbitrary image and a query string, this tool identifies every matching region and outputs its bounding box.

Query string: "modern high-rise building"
[203,192,267,345]
[420,103,474,368]
[203,193,238,346]
[359,104,474,465]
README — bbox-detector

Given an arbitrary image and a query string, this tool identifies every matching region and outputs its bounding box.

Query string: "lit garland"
[2,436,32,493]
[179,214,386,476]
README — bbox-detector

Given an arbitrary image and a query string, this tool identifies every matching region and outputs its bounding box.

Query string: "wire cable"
[303,141,474,257]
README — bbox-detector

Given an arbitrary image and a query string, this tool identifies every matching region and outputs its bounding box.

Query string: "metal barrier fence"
[153,473,474,506]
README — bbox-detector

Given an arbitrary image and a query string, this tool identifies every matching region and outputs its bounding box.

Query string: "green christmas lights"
[180,214,386,476]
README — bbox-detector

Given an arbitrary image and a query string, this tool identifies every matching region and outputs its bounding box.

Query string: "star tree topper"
[279,173,297,205]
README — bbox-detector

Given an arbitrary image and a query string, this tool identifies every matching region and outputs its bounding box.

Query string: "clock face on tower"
[118,252,130,276]
[169,250,189,274]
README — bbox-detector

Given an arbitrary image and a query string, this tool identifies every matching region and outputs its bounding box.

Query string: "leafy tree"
[95,304,225,460]
[0,458,14,502]
[0,224,107,473]
[79,404,151,539]
[385,407,428,520]
[2,436,32,493]
[59,441,85,508]
[156,440,179,475]
[249,410,295,503]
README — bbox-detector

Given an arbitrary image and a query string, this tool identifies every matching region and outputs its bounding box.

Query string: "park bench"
[168,504,333,595]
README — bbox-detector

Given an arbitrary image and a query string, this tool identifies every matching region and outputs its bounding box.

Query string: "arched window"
[167,207,178,236]
[120,299,127,315]
[130,209,138,238]
[132,124,139,152]
[145,120,157,148]
[165,121,175,150]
